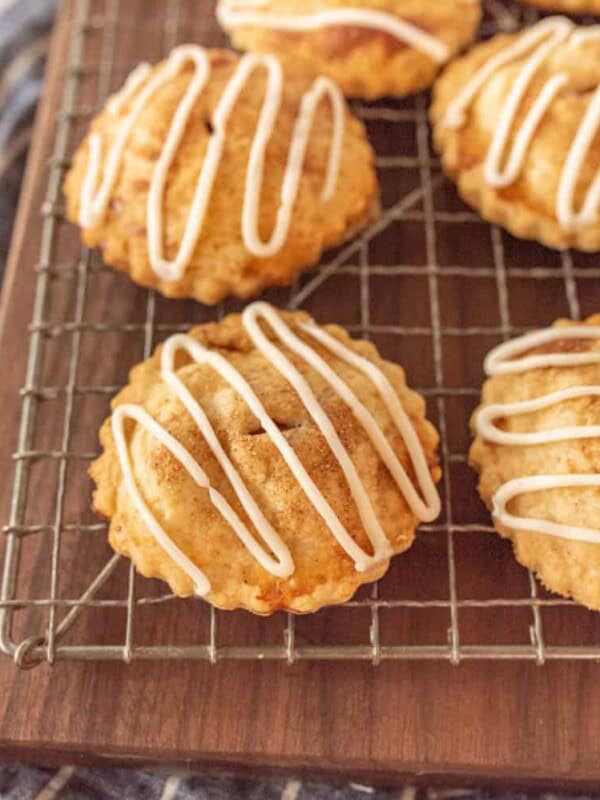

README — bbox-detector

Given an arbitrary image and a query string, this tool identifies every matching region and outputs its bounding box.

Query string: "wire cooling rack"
[1,0,600,670]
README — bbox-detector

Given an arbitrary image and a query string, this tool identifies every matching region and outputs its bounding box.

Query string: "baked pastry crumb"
[91,303,441,614]
[470,314,600,610]
[431,17,600,252]
[64,47,378,304]
[217,0,482,100]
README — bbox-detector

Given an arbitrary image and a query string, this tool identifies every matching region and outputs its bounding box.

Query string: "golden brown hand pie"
[217,0,482,100]
[91,304,441,614]
[431,17,600,252]
[64,48,378,304]
[470,315,600,610]
[521,0,600,12]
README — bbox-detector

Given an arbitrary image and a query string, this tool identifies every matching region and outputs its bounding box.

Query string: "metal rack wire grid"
[1,0,600,670]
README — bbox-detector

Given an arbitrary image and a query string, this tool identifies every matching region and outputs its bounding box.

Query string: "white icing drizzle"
[297,317,441,521]
[478,325,600,546]
[217,0,450,63]
[442,16,600,231]
[112,302,440,595]
[484,325,600,375]
[80,46,345,282]
[492,475,600,545]
[477,385,600,446]
[112,403,294,596]
[557,84,600,229]
[106,63,151,115]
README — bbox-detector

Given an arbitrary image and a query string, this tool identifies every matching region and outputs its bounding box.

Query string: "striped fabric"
[5,768,578,800]
[0,767,469,800]
[1,767,599,800]
[0,0,56,271]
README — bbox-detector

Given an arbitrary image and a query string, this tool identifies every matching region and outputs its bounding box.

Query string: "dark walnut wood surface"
[0,0,600,788]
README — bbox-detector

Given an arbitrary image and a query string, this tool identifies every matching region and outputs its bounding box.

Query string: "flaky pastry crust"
[431,25,600,252]
[91,311,441,614]
[219,0,482,100]
[64,49,378,304]
[470,315,600,610]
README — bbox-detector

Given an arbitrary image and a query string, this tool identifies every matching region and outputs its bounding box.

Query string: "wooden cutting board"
[1,0,600,789]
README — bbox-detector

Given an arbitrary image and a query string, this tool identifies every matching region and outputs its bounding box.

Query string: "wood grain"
[1,0,600,789]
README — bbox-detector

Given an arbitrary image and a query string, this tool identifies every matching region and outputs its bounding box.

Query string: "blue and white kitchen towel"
[0,0,57,270]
